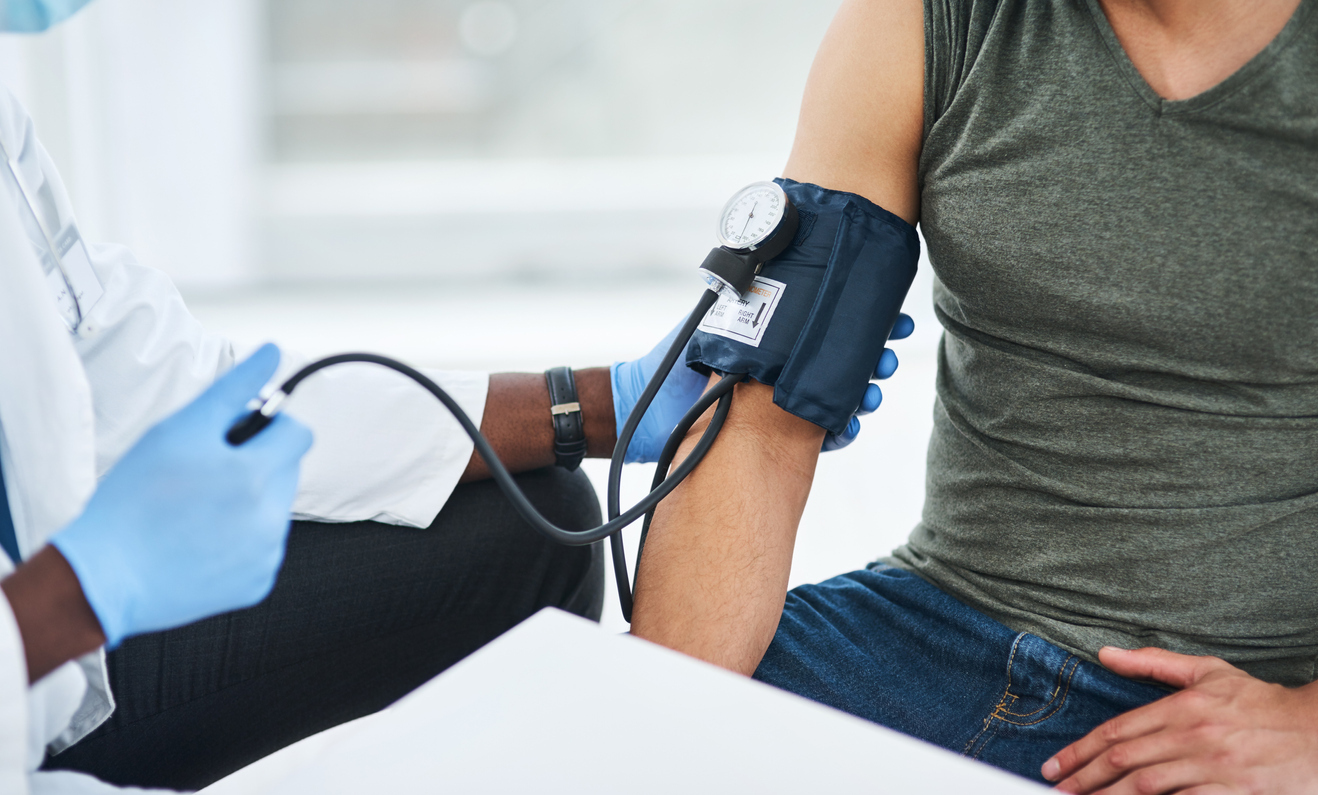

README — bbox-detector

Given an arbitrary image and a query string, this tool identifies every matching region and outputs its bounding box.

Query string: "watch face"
[717,181,787,250]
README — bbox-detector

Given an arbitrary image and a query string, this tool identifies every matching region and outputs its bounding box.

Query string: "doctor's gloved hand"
[52,344,313,648]
[821,313,915,452]
[611,321,711,464]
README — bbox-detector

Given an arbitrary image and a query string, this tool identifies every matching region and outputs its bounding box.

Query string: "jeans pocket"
[962,633,1080,761]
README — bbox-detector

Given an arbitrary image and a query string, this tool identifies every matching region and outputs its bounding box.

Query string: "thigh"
[752,565,1166,783]
[963,633,1168,780]
[47,466,604,790]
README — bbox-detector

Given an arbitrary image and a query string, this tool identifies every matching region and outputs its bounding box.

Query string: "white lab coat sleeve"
[28,771,177,795]
[9,83,487,530]
[75,242,489,529]
[0,568,30,795]
[71,252,237,480]
[273,350,488,528]
[27,664,85,772]
[1,559,138,795]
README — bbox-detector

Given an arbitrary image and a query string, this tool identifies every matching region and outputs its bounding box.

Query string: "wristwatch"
[544,366,588,471]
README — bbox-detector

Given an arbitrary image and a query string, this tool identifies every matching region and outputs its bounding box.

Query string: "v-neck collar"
[1083,0,1316,115]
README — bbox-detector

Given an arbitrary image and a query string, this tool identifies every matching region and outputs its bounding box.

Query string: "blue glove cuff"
[52,527,133,648]
[685,179,918,436]
[609,361,634,462]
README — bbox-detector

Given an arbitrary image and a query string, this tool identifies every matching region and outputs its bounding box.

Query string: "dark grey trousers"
[45,467,604,791]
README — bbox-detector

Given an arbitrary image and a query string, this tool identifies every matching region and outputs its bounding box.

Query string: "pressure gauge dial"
[699,180,799,295]
[717,181,789,251]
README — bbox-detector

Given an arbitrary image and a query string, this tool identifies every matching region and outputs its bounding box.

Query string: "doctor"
[0,3,909,792]
[0,78,692,795]
[0,2,761,793]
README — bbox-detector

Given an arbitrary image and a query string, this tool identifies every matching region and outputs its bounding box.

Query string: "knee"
[438,467,604,620]
[509,466,603,531]
[507,468,604,621]
[437,466,601,534]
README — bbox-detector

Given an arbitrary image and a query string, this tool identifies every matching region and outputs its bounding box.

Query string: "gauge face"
[717,182,786,250]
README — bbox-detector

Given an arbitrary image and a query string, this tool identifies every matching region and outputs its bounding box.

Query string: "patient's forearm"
[460,368,615,482]
[630,378,825,675]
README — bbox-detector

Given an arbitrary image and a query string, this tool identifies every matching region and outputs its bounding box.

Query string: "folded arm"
[629,0,924,673]
[630,378,824,673]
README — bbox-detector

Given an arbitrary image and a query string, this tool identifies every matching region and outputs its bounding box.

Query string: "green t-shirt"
[889,0,1318,686]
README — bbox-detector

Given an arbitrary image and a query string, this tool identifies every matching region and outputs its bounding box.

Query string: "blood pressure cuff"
[685,178,919,436]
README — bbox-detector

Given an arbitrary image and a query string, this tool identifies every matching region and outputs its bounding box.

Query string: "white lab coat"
[0,86,489,793]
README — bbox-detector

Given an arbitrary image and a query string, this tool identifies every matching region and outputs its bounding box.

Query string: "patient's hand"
[1044,646,1318,794]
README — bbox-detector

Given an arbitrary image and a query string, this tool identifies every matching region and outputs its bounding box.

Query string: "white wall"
[0,1,850,289]
[0,0,261,288]
[258,0,844,285]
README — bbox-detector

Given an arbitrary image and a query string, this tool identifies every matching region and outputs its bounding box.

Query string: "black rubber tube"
[602,288,721,616]
[270,352,736,547]
[608,371,742,621]
[605,287,720,520]
[633,406,692,593]
[234,288,729,620]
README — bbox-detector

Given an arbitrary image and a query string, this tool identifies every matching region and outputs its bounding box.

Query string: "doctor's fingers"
[821,415,861,452]
[874,349,899,380]
[189,343,283,427]
[226,518,292,610]
[888,313,915,341]
[244,452,301,563]
[872,313,913,380]
[856,383,883,416]
[235,413,314,470]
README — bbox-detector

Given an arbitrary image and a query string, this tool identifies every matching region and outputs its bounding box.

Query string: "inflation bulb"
[226,391,286,446]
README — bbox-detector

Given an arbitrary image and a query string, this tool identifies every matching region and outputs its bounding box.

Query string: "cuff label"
[697,276,786,349]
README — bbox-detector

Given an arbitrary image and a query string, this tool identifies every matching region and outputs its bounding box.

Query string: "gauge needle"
[739,202,758,241]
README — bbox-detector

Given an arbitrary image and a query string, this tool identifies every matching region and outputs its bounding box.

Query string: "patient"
[631,0,1318,790]
[2,8,905,789]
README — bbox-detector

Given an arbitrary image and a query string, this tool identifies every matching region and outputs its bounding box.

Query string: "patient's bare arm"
[631,378,825,674]
[460,368,615,482]
[628,0,923,673]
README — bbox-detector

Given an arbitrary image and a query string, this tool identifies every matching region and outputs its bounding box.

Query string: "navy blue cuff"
[685,178,918,436]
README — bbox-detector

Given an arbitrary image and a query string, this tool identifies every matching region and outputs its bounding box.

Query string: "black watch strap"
[544,367,588,471]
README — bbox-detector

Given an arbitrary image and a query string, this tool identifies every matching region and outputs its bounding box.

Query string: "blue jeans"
[753,565,1168,783]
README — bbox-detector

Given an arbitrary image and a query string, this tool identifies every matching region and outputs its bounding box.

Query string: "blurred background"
[0,0,940,631]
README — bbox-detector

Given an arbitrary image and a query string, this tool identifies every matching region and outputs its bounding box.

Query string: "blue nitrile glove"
[0,0,94,33]
[611,322,712,464]
[821,313,915,452]
[52,344,313,647]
